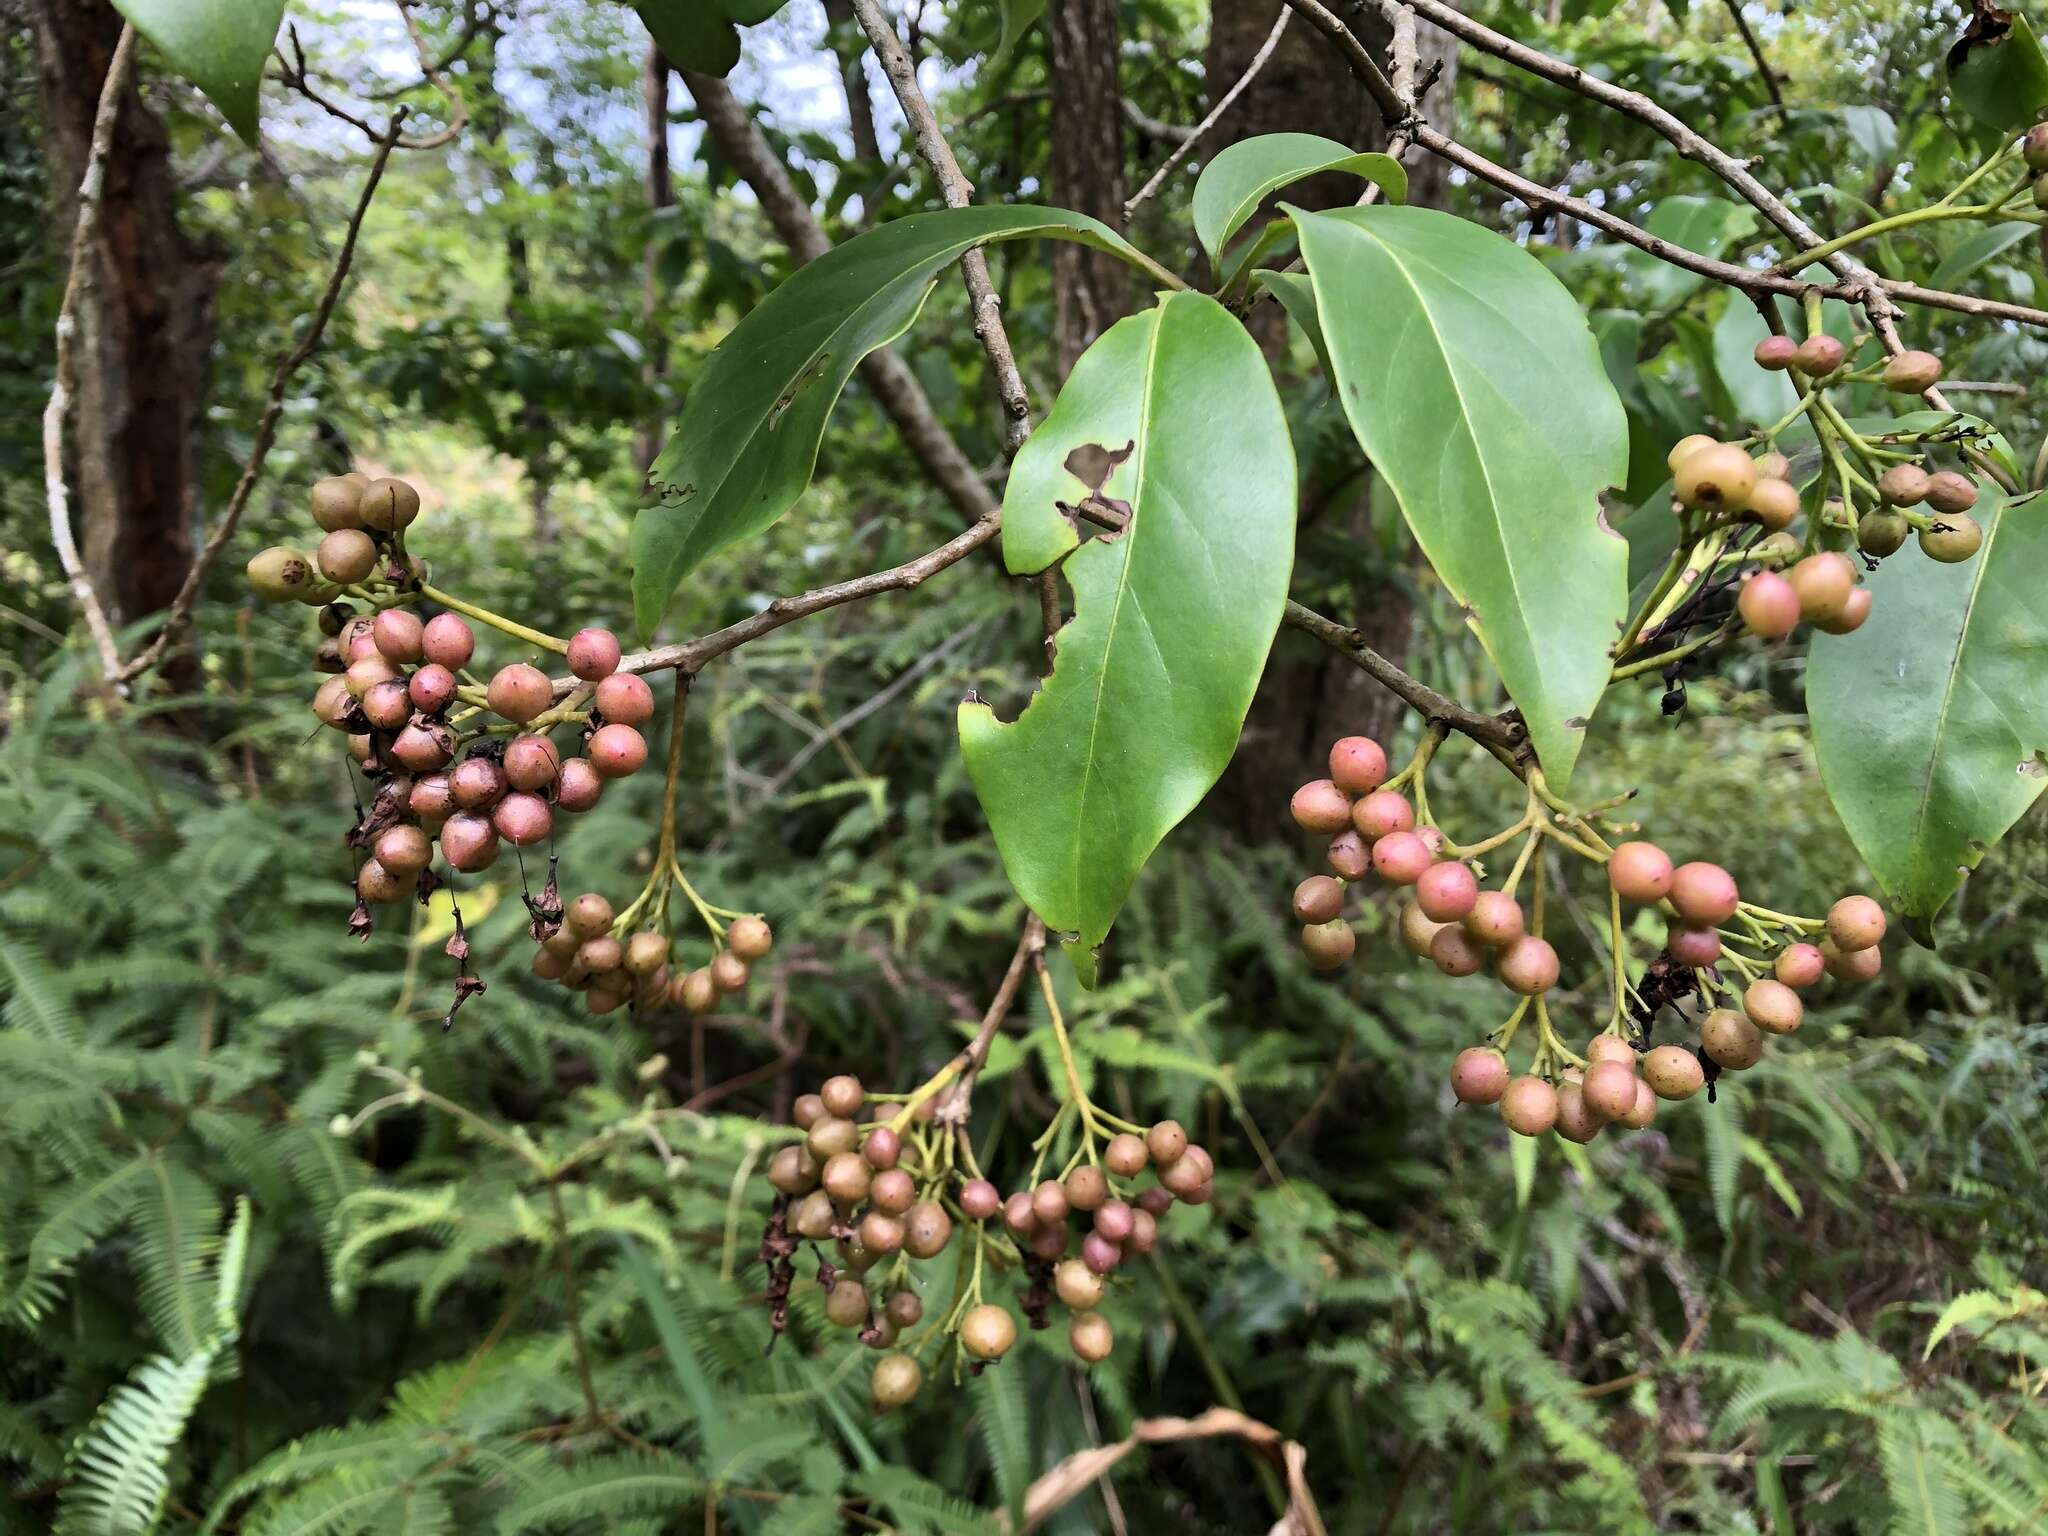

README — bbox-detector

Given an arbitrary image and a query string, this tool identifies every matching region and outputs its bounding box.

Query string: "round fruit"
[1002,1192,1037,1236]
[1925,470,1979,515]
[1667,433,1716,471]
[1919,512,1983,563]
[825,1278,869,1328]
[960,1178,1001,1220]
[1621,1078,1658,1129]
[1858,510,1910,557]
[1094,1200,1135,1242]
[1554,1083,1603,1144]
[1070,1311,1114,1363]
[904,1202,952,1259]
[1701,1008,1763,1069]
[1127,1208,1159,1254]
[1301,919,1355,972]
[863,1126,901,1171]
[1786,553,1856,625]
[1747,477,1800,532]
[588,723,648,778]
[1326,830,1371,881]
[373,610,424,665]
[311,476,367,531]
[1775,942,1825,988]
[728,916,774,960]
[1582,1059,1638,1121]
[1290,779,1353,834]
[2028,122,2048,171]
[677,968,717,1012]
[1674,442,1757,513]
[871,1353,921,1406]
[1738,570,1800,639]
[1416,861,1479,922]
[1160,1143,1212,1196]
[1352,790,1415,839]
[373,823,432,877]
[361,679,412,731]
[345,654,401,699]
[1883,350,1942,394]
[410,774,453,820]
[1449,1047,1510,1105]
[594,671,656,726]
[1642,1044,1704,1100]
[556,757,604,813]
[565,892,614,937]
[1031,1223,1070,1259]
[885,1290,922,1329]
[1826,894,1886,951]
[624,931,668,976]
[450,757,506,811]
[1105,1133,1149,1177]
[1878,464,1931,507]
[1752,335,1797,371]
[504,735,562,791]
[1462,891,1526,947]
[1399,900,1446,957]
[567,627,622,681]
[1429,924,1485,978]
[1292,875,1345,924]
[421,613,475,669]
[409,663,457,714]
[355,857,414,904]
[1793,334,1847,376]
[357,478,420,532]
[820,1074,863,1118]
[390,723,454,773]
[488,664,552,724]
[1667,923,1722,967]
[1065,1166,1108,1212]
[1031,1179,1069,1226]
[1586,1033,1635,1066]
[807,1116,859,1160]
[1669,861,1739,924]
[1812,587,1871,635]
[960,1304,1017,1361]
[1497,935,1560,996]
[576,935,624,974]
[1056,1258,1106,1310]
[1329,735,1388,795]
[316,529,377,584]
[1607,841,1673,903]
[767,1145,818,1195]
[1371,831,1433,886]
[1499,1076,1559,1136]
[1147,1120,1188,1166]
[440,813,498,872]
[1744,977,1804,1034]
[247,547,317,603]
[1080,1232,1122,1274]
[709,951,749,992]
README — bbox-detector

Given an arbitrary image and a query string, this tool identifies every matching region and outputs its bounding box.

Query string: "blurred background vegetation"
[3,0,2046,1531]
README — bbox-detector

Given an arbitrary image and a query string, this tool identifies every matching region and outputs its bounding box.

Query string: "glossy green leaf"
[958,292,1295,983]
[110,0,284,144]
[1929,221,2037,290]
[635,0,741,75]
[1255,270,1335,384]
[1808,487,2048,921]
[1840,104,1898,164]
[632,207,1147,636]
[1949,10,2048,134]
[993,0,1047,67]
[1292,204,1629,787]
[1192,134,1405,266]
[718,0,788,22]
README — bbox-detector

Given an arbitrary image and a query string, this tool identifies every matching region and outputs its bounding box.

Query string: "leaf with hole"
[1192,134,1405,267]
[1808,486,2048,922]
[1293,204,1628,787]
[632,207,1151,637]
[1949,8,2048,134]
[110,0,285,144]
[959,292,1295,984]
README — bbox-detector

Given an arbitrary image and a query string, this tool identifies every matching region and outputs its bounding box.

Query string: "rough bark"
[635,45,673,474]
[31,0,219,635]
[822,0,882,166]
[1046,0,1131,375]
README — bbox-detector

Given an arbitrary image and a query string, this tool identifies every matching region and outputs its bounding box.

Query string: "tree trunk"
[635,45,673,475]
[1204,0,1460,832]
[822,0,881,166]
[31,0,218,639]
[1046,0,1130,376]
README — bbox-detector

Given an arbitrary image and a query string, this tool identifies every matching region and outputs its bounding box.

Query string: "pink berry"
[421,613,475,669]
[1450,1047,1510,1105]
[1080,1231,1122,1275]
[1352,790,1414,839]
[361,679,412,731]
[389,723,453,772]
[1328,736,1387,795]
[1290,779,1353,834]
[1738,569,1801,640]
[555,756,604,812]
[1667,923,1722,967]
[410,773,454,821]
[488,663,553,725]
[1775,942,1825,989]
[492,791,553,846]
[594,671,655,726]
[1371,830,1432,885]
[567,627,622,681]
[1669,861,1739,924]
[372,609,424,665]
[408,663,457,714]
[588,723,647,779]
[504,735,562,792]
[440,812,499,872]
[1498,935,1560,996]
[1415,860,1479,921]
[449,756,507,810]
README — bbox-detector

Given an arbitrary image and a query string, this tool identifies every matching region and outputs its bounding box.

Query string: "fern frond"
[54,1348,214,1536]
[132,1153,224,1358]
[492,1451,702,1534]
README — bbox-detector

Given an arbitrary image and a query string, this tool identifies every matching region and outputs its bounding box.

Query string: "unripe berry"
[1399,899,1446,957]
[1746,477,1800,533]
[884,1290,923,1330]
[439,813,498,872]
[1352,789,1414,839]
[1497,935,1559,995]
[1290,778,1353,834]
[2033,171,2048,211]
[1775,942,1825,988]
[1371,830,1432,885]
[1919,511,1983,563]
[709,951,749,993]
[450,756,507,811]
[1499,1076,1558,1136]
[839,1235,881,1272]
[868,1168,914,1213]
[1621,1078,1658,1129]
[728,915,774,960]
[1754,452,1791,481]
[1883,349,1942,394]
[792,1189,835,1240]
[1667,433,1716,472]
[960,1303,1017,1361]
[355,857,415,904]
[247,546,318,603]
[871,1353,922,1407]
[357,477,421,532]
[767,1145,819,1195]
[1416,860,1479,921]
[623,931,668,976]
[1607,841,1673,903]
[588,723,647,778]
[390,722,454,773]
[825,1277,869,1328]
[1755,530,1801,565]
[1673,442,1757,513]
[504,735,562,791]
[1031,1179,1069,1226]
[677,969,716,1013]
[1065,1165,1108,1211]
[577,936,624,974]
[1643,1044,1704,1100]
[1826,894,1886,951]
[1738,570,1801,640]
[311,476,367,531]
[1701,1008,1763,1069]
[1127,1207,1159,1254]
[1667,923,1722,967]
[1429,923,1485,977]
[1326,830,1370,881]
[1160,1144,1213,1197]
[1003,1191,1037,1236]
[1812,586,1872,636]
[1554,1082,1604,1144]
[345,654,402,700]
[1787,553,1856,625]
[1328,735,1388,794]
[555,756,604,813]
[1080,1231,1123,1274]
[564,893,614,939]
[1146,1120,1188,1166]
[1582,1059,1638,1121]
[1744,977,1804,1034]
[374,823,432,877]
[410,773,454,821]
[2028,122,2048,171]
[361,679,412,731]
[372,610,424,665]
[421,612,475,669]
[1462,891,1526,947]
[317,528,378,584]
[1292,875,1345,924]
[487,664,552,725]
[1586,1033,1635,1066]
[1752,334,1798,371]
[594,671,655,726]
[1793,334,1847,377]
[405,663,454,715]
[904,1202,952,1259]
[1878,464,1931,507]
[347,733,373,765]
[567,627,621,681]
[1858,510,1910,557]
[1094,1199,1135,1243]
[807,1116,859,1160]
[1449,1046,1510,1105]
[1301,919,1355,972]
[1925,471,1979,515]
[819,1074,863,1118]
[1070,1311,1114,1363]
[1669,861,1739,924]
[960,1178,1001,1220]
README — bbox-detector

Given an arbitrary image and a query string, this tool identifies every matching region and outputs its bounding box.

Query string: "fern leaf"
[1923,1290,2016,1358]
[1879,1415,1967,1536]
[133,1153,224,1358]
[55,1349,214,1536]
[968,1357,1031,1517]
[493,1452,702,1534]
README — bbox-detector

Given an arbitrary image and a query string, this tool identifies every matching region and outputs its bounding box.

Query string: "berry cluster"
[528,893,774,1018]
[760,1073,1212,1407]
[1288,733,1887,1138]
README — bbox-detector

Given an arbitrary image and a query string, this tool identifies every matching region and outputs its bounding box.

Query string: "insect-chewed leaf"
[1293,204,1628,787]
[1808,486,2048,921]
[632,207,1146,636]
[959,291,1294,984]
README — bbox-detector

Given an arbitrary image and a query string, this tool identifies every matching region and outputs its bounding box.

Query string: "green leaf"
[958,291,1295,982]
[633,207,1148,636]
[1922,1289,2013,1358]
[1840,104,1898,164]
[1808,487,2048,921]
[109,0,284,145]
[1191,134,1405,265]
[1252,269,1334,384]
[1701,1094,1741,1233]
[1623,195,1756,307]
[717,0,787,22]
[992,0,1047,67]
[1293,204,1629,787]
[635,1,741,76]
[1950,10,2048,134]
[1509,1129,1538,1210]
[1929,221,2037,290]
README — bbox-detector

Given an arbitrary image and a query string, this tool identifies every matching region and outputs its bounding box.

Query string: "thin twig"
[1124,5,1290,219]
[119,112,410,687]
[44,22,135,682]
[1720,0,1784,108]
[935,915,1047,1126]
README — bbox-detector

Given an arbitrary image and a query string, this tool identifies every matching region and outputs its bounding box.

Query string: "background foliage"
[4,0,2047,1531]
